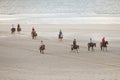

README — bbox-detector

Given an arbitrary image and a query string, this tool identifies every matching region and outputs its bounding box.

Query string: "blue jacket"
[59,31,62,35]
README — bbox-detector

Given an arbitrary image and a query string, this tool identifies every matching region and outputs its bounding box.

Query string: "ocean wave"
[0,13,120,24]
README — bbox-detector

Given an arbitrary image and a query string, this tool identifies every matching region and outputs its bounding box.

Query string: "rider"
[32,27,35,32]
[40,40,44,46]
[12,24,14,28]
[101,37,105,44]
[17,24,20,28]
[41,40,43,44]
[59,29,63,37]
[73,39,77,47]
[89,38,93,44]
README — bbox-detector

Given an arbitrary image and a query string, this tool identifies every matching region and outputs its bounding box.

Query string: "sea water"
[0,0,120,24]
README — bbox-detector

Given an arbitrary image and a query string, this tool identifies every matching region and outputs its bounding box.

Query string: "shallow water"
[0,0,120,24]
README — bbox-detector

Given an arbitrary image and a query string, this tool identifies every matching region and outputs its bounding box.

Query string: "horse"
[100,41,109,51]
[31,31,37,39]
[39,45,45,54]
[71,44,79,53]
[11,27,16,34]
[17,27,21,33]
[88,43,96,51]
[58,34,63,41]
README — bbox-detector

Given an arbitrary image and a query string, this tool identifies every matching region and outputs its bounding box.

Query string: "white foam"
[0,14,120,24]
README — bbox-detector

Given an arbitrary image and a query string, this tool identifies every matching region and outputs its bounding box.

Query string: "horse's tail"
[94,43,96,47]
[71,45,73,50]
[88,43,90,47]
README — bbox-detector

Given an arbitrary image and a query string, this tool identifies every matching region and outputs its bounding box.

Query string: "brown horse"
[11,28,16,34]
[39,45,45,54]
[31,31,37,39]
[88,43,96,51]
[17,27,21,33]
[71,45,79,53]
[58,34,63,41]
[100,41,109,51]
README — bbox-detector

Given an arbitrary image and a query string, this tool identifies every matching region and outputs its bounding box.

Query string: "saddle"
[88,43,93,46]
[101,42,106,47]
[17,28,21,32]
[73,45,78,49]
[59,34,63,38]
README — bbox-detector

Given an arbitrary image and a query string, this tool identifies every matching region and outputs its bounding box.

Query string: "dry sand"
[0,24,120,80]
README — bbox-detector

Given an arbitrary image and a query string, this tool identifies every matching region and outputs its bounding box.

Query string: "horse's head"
[105,41,108,45]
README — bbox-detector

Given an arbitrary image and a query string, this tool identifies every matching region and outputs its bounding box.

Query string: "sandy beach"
[0,24,120,80]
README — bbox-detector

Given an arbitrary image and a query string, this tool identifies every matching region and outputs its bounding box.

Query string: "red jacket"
[32,27,34,32]
[102,38,105,43]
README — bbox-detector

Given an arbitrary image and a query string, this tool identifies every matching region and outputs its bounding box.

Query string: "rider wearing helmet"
[59,29,63,39]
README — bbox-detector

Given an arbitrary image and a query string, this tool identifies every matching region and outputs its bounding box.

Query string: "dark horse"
[100,41,109,51]
[88,43,96,51]
[31,31,37,39]
[71,45,79,53]
[58,34,63,41]
[17,24,21,33]
[11,27,16,34]
[39,45,45,54]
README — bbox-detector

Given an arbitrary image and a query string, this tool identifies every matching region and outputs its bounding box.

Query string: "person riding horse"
[11,24,16,34]
[17,24,21,32]
[71,39,79,53]
[58,29,63,40]
[31,27,37,39]
[39,40,45,53]
[100,37,108,51]
[88,38,96,51]
[89,38,93,46]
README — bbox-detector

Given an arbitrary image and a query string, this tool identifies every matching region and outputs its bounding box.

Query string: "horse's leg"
[42,50,44,54]
[71,48,73,52]
[103,47,104,51]
[101,46,102,51]
[76,49,78,53]
[77,49,79,53]
[71,45,73,52]
[92,47,93,51]
[40,49,41,53]
[40,49,42,53]
[32,35,34,39]
[41,50,43,53]
[106,47,107,51]
[88,46,90,51]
